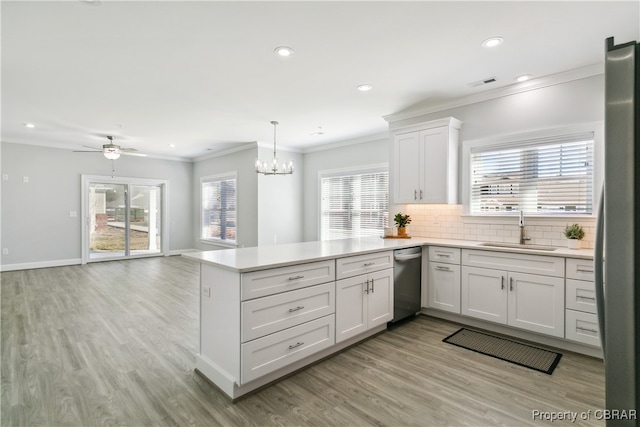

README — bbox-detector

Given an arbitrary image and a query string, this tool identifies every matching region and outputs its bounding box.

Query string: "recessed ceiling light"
[169,144,176,148]
[24,123,35,128]
[274,46,294,57]
[515,74,532,83]
[482,37,504,48]
[357,84,373,92]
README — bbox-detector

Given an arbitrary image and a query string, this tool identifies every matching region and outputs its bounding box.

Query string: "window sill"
[461,213,596,225]
[200,239,238,249]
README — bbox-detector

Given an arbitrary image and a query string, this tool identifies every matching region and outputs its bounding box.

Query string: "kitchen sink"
[478,242,558,251]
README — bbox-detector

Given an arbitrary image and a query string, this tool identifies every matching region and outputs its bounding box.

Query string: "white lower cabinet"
[428,262,461,313]
[460,250,565,338]
[565,259,600,347]
[336,268,393,343]
[241,315,335,384]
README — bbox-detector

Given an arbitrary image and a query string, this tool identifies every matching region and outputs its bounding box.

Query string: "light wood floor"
[1,256,605,426]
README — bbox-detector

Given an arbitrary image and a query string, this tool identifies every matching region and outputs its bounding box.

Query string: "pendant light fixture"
[255,121,294,175]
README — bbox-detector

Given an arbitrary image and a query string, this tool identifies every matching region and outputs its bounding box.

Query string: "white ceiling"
[2,1,639,161]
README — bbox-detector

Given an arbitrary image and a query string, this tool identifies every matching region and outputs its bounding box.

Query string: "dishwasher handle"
[394,253,422,261]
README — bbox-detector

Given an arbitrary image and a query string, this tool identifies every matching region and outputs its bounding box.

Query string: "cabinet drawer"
[241,315,335,384]
[462,249,564,278]
[565,310,600,347]
[428,246,461,264]
[336,251,393,280]
[241,282,335,342]
[566,258,595,281]
[241,260,335,301]
[566,279,596,314]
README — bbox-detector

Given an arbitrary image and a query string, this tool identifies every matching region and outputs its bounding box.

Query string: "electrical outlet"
[2,174,8,181]
[2,248,8,255]
[203,287,211,298]
[22,176,29,183]
[69,211,77,217]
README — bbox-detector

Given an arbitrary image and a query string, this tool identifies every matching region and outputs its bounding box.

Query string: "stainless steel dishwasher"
[392,247,422,323]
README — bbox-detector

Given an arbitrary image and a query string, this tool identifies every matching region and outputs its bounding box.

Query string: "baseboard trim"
[1,258,82,272]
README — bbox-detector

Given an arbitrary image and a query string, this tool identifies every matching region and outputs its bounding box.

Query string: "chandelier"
[255,121,294,175]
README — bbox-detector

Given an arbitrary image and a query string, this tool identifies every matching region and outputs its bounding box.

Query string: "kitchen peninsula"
[183,237,595,400]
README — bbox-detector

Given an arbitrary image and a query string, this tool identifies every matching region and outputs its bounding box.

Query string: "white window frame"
[200,172,238,247]
[318,163,389,241]
[461,123,604,218]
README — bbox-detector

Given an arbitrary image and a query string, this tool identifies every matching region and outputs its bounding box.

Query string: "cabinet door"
[419,126,452,203]
[366,268,393,328]
[428,262,461,313]
[461,266,507,324]
[393,132,421,203]
[336,275,368,343]
[507,272,564,338]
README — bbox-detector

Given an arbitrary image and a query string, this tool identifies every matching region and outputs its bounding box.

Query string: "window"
[469,132,594,215]
[201,173,237,243]
[320,166,389,240]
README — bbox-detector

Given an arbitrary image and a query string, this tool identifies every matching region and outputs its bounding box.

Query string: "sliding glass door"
[82,176,167,262]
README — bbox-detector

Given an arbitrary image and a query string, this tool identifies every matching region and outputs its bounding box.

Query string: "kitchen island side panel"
[200,264,241,382]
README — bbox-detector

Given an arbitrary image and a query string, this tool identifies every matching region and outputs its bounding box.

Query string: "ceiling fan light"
[104,151,120,160]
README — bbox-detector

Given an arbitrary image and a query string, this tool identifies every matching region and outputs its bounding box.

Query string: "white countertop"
[182,237,594,273]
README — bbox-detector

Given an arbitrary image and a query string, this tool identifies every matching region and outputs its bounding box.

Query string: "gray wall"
[192,147,259,250]
[302,138,390,241]
[0,142,193,268]
[257,147,304,246]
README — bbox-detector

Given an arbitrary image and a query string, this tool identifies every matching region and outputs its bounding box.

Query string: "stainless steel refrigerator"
[595,36,639,423]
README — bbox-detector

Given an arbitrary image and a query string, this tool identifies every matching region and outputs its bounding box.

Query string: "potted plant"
[394,213,412,237]
[563,223,585,249]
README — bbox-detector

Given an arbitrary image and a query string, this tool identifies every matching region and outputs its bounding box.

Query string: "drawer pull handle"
[435,266,450,271]
[364,279,370,294]
[371,278,374,293]
[510,277,514,291]
[420,189,423,200]
[501,276,505,290]
[288,306,305,313]
[364,262,375,266]
[577,296,596,302]
[576,268,594,273]
[414,190,418,200]
[288,275,305,281]
[436,253,451,258]
[576,326,598,334]
[288,342,304,350]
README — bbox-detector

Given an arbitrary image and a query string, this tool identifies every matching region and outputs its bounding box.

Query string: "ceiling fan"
[73,135,147,159]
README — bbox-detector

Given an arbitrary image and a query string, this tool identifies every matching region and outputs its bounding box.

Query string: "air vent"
[468,77,497,87]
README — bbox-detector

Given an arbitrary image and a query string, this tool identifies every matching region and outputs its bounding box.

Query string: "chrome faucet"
[519,210,531,245]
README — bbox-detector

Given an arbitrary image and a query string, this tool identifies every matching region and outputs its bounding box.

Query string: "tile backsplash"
[403,204,596,249]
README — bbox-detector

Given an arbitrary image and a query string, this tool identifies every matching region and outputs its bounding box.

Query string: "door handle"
[364,279,370,294]
[371,278,374,293]
[420,189,423,200]
[509,277,514,291]
[501,276,505,290]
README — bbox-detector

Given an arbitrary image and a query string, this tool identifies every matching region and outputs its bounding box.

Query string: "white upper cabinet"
[392,117,462,204]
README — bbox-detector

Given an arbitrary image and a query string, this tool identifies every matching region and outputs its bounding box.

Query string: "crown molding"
[302,131,389,154]
[383,64,604,124]
[191,141,258,162]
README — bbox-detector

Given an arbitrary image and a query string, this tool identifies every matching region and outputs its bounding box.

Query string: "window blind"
[201,174,237,242]
[470,133,594,215]
[320,168,389,240]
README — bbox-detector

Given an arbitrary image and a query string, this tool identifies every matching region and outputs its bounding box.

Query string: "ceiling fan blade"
[121,152,147,157]
[121,147,139,152]
[72,150,102,153]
